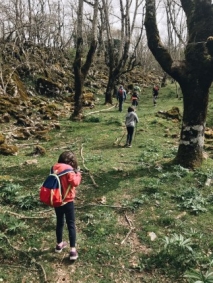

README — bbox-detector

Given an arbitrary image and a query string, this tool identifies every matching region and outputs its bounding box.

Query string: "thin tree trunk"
[71,0,98,118]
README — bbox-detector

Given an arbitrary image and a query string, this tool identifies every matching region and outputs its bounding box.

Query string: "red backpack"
[39,167,73,207]
[118,89,123,96]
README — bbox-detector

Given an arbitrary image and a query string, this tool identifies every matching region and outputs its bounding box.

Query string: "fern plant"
[160,233,196,273]
[16,194,39,210]
[184,269,213,283]
[172,187,207,214]
[163,233,193,253]
[7,221,28,234]
[138,233,196,276]
[0,182,22,204]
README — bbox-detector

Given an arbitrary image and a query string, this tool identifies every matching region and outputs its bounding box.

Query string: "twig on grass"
[76,204,124,209]
[84,105,116,116]
[121,213,135,245]
[16,142,43,147]
[1,209,54,219]
[80,143,98,188]
[118,161,150,165]
[125,213,134,227]
[3,234,47,282]
[0,264,37,270]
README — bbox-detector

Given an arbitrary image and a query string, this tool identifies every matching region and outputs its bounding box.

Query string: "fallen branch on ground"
[76,204,124,209]
[121,213,135,245]
[1,208,54,219]
[80,143,99,188]
[17,142,43,147]
[3,234,47,282]
[84,105,116,116]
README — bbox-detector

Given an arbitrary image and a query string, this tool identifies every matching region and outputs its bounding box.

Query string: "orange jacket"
[52,163,82,202]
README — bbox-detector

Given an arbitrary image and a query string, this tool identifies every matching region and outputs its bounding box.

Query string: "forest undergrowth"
[1,83,213,283]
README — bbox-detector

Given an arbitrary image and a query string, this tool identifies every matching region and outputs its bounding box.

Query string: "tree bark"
[175,84,208,168]
[145,0,213,168]
[71,0,98,119]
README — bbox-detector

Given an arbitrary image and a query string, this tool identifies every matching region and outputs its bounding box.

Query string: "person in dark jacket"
[153,85,159,106]
[125,107,139,147]
[117,85,126,112]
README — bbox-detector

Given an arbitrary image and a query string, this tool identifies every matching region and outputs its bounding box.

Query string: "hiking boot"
[55,241,67,253]
[70,250,78,260]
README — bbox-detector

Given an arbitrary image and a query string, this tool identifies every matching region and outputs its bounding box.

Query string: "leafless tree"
[101,0,145,104]
[160,0,187,88]
[145,0,213,168]
[71,0,98,118]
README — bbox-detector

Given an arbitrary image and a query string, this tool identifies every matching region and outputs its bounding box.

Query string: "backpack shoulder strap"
[57,169,74,202]
[58,169,74,177]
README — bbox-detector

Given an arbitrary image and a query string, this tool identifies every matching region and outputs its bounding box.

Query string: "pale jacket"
[125,112,139,127]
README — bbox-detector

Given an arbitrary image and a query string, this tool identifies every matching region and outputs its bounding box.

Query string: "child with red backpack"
[52,151,82,260]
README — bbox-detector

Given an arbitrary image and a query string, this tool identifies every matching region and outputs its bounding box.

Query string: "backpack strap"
[51,167,74,203]
[49,173,61,206]
[62,184,71,201]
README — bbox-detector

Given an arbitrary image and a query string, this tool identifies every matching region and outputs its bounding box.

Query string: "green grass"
[1,83,213,282]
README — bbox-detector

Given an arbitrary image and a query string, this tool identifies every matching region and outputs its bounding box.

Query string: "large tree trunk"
[105,82,114,104]
[175,84,209,168]
[145,0,213,169]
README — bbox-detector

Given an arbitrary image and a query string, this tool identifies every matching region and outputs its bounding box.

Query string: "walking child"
[131,88,139,107]
[125,106,139,147]
[53,151,82,260]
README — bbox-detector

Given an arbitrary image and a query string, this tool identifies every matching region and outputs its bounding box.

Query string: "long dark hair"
[58,151,78,169]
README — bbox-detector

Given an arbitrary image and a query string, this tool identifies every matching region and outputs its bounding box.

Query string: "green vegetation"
[1,83,213,282]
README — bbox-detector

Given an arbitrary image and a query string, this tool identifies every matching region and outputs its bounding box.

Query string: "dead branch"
[0,264,37,270]
[17,142,44,147]
[80,143,99,188]
[121,229,135,245]
[3,234,47,282]
[84,105,116,116]
[76,204,124,209]
[125,213,134,227]
[121,213,135,245]
[118,161,147,164]
[1,209,54,219]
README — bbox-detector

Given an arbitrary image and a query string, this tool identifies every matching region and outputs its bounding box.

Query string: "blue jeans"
[54,201,76,247]
[126,126,134,145]
[118,97,124,111]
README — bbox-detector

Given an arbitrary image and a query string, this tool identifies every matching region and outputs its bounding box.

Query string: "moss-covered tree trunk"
[145,0,213,168]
